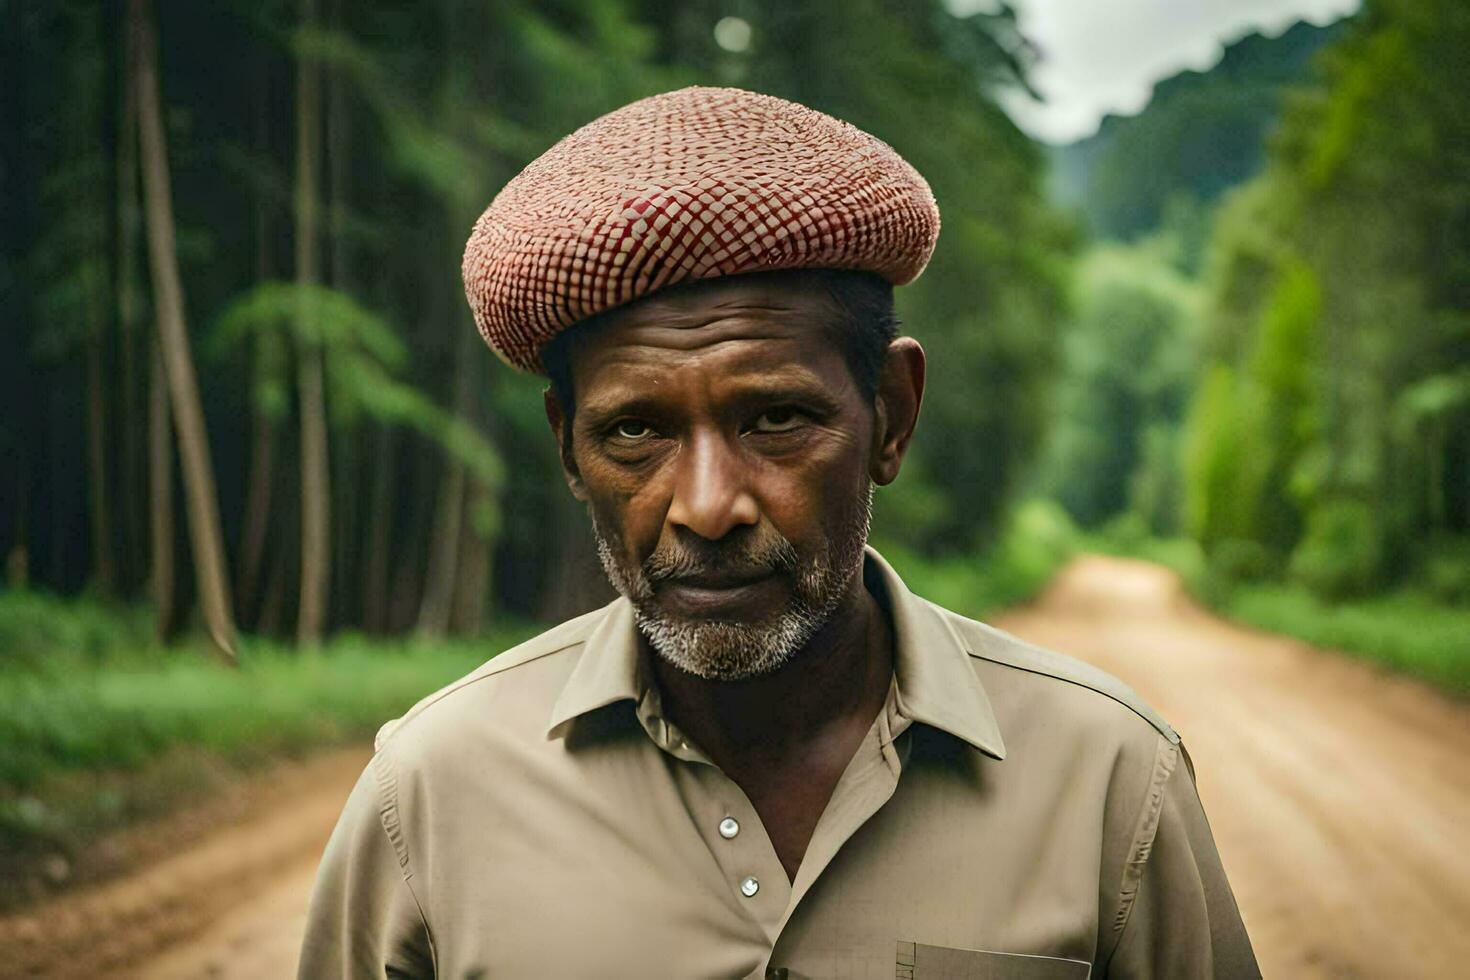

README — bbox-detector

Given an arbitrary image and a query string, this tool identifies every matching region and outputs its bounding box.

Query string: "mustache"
[644,530,800,583]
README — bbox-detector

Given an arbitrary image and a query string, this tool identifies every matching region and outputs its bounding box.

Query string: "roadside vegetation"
[0,593,537,905]
[1077,515,1470,697]
[1031,0,1469,698]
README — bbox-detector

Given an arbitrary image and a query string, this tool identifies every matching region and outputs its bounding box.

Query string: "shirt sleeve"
[1105,738,1260,979]
[297,752,437,979]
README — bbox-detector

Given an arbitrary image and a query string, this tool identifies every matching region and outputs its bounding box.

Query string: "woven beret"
[461,86,941,372]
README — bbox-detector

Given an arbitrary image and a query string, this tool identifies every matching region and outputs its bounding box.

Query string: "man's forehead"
[600,271,841,332]
[569,274,847,380]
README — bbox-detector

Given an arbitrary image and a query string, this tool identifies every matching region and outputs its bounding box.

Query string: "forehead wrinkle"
[576,334,847,421]
[568,281,847,406]
[579,307,824,379]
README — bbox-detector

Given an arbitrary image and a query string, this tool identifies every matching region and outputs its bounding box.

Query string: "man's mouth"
[656,569,782,613]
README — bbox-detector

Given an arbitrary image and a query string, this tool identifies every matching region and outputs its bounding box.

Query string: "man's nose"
[665,429,760,541]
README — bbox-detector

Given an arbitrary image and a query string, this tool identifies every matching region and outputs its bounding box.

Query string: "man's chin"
[634,608,811,682]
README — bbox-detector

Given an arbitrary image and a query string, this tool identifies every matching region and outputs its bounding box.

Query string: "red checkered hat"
[461,86,940,372]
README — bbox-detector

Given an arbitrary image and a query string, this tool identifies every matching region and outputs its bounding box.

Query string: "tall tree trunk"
[451,478,492,635]
[389,440,438,632]
[85,285,116,594]
[117,7,144,597]
[237,382,275,622]
[149,334,175,642]
[416,331,476,637]
[326,18,357,630]
[415,460,466,637]
[236,52,277,625]
[362,424,396,633]
[132,0,236,662]
[294,0,330,648]
[258,540,289,638]
[450,349,493,636]
[6,456,30,589]
[78,5,115,597]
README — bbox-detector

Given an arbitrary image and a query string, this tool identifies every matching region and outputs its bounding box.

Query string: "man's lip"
[661,571,775,591]
[657,572,782,614]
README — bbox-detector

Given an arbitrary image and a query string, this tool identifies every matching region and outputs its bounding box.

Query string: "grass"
[0,603,539,884]
[1224,585,1470,697]
[5,499,1463,893]
[0,502,1080,879]
[1078,522,1470,698]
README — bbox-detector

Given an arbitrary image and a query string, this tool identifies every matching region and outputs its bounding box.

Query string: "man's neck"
[648,564,895,766]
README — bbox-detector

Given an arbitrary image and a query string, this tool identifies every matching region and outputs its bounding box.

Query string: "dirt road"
[4,554,1468,977]
[1000,556,1470,979]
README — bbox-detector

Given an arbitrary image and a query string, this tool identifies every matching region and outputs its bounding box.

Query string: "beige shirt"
[299,548,1257,979]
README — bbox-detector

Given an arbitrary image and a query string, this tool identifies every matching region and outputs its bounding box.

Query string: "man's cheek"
[597,498,661,568]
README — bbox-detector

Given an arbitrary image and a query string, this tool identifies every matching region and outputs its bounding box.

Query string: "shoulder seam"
[375,606,613,751]
[965,649,1179,743]
[378,637,587,749]
[945,608,1178,743]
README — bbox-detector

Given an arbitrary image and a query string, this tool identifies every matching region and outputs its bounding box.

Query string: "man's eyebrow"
[575,393,666,430]
[721,378,844,410]
[577,376,843,429]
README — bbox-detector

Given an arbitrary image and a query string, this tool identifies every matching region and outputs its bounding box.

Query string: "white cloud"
[997,0,1362,143]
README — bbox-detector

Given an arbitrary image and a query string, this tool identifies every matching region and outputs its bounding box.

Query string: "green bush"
[1209,537,1274,584]
[0,589,153,671]
[1076,526,1468,697]
[876,498,1080,617]
[1227,584,1470,696]
[1288,498,1383,599]
[0,623,540,866]
[1418,537,1470,604]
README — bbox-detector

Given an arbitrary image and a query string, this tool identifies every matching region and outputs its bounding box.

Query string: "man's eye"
[612,419,653,440]
[750,408,804,433]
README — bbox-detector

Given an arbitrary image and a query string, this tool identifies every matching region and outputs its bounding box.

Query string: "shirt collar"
[546,545,1006,761]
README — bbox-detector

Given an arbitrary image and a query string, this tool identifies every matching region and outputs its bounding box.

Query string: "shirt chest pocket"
[895,941,1092,979]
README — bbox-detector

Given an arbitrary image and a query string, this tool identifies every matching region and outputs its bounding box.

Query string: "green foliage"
[1245,258,1321,550]
[1035,240,1200,529]
[875,499,1080,618]
[1227,584,1470,697]
[0,590,153,673]
[1209,538,1273,585]
[1183,0,1470,599]
[1416,537,1470,605]
[24,2,110,365]
[0,623,539,850]
[212,282,503,489]
[1089,529,1470,696]
[1181,364,1267,548]
[1050,19,1351,239]
[1288,497,1384,599]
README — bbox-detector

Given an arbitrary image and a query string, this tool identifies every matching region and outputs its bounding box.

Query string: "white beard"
[590,481,874,681]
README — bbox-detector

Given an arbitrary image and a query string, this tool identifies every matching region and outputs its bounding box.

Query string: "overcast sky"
[958,0,1361,144]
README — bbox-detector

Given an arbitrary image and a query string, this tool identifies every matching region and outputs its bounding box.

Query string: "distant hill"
[1049,18,1353,240]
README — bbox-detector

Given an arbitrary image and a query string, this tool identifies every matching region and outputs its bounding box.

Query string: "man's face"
[551,274,892,681]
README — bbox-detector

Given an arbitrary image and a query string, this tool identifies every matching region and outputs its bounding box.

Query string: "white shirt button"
[740,875,760,897]
[718,816,740,839]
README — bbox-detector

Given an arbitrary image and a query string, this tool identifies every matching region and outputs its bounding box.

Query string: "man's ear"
[544,388,588,501]
[869,337,925,486]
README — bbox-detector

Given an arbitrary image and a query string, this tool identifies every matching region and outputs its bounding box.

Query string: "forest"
[1,0,1467,910]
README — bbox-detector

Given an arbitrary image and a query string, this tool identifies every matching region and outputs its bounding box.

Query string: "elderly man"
[299,87,1257,979]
